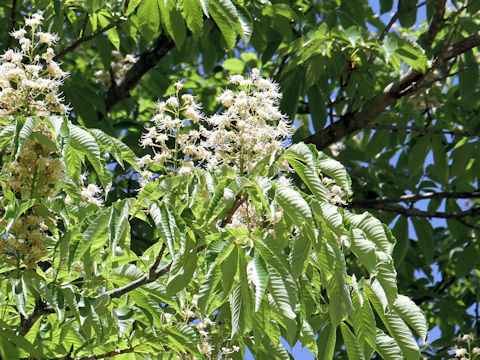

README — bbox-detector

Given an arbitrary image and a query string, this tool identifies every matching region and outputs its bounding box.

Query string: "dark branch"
[419,0,446,47]
[54,18,125,60]
[350,190,480,206]
[103,34,175,112]
[303,31,480,150]
[347,203,480,219]
[366,124,475,137]
[98,258,172,300]
[19,301,55,336]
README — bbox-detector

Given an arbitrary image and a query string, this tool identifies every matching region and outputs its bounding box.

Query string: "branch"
[303,31,480,150]
[6,0,17,48]
[99,253,172,300]
[347,202,480,219]
[54,18,125,60]
[366,124,475,137]
[19,301,55,336]
[419,0,446,47]
[103,34,175,112]
[350,190,480,206]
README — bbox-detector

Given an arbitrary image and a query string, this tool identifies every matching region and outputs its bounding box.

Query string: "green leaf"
[392,216,409,267]
[393,295,428,342]
[89,129,139,170]
[346,211,393,254]
[220,242,239,296]
[375,329,404,360]
[459,49,479,100]
[300,320,318,357]
[108,198,133,252]
[312,200,344,236]
[183,0,204,33]
[268,266,297,320]
[341,322,365,360]
[289,226,312,279]
[247,253,268,312]
[316,323,336,360]
[351,277,377,352]
[375,251,398,306]
[198,264,222,314]
[412,217,434,264]
[366,283,420,360]
[11,278,28,318]
[13,116,37,159]
[160,2,187,47]
[350,229,377,272]
[112,307,135,338]
[137,0,160,40]
[68,123,111,192]
[0,326,42,358]
[210,0,238,48]
[317,151,352,196]
[275,182,312,226]
[395,37,428,72]
[0,124,15,151]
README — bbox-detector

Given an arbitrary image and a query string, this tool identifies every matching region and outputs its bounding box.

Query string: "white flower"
[10,28,27,39]
[166,96,179,108]
[174,80,183,90]
[37,32,59,45]
[451,346,467,357]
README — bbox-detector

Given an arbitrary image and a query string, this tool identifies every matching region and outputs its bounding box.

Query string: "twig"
[99,260,172,300]
[347,203,480,219]
[220,194,245,227]
[350,190,480,206]
[54,18,125,60]
[7,0,17,48]
[456,218,480,232]
[103,34,175,113]
[366,124,475,137]
[149,242,166,279]
[445,0,480,22]
[419,0,446,47]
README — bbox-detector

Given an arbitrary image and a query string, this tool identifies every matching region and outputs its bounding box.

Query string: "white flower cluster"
[0,12,69,116]
[138,69,292,188]
[94,51,137,87]
[79,172,104,206]
[450,333,480,360]
[322,176,347,205]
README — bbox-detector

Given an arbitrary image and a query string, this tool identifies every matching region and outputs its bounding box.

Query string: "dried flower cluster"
[0,12,69,116]
[94,51,137,87]
[0,123,63,267]
[139,70,292,186]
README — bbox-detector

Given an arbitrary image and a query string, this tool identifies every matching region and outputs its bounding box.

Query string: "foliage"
[0,0,478,359]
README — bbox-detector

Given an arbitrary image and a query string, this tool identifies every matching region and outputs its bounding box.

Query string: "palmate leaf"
[316,150,352,197]
[209,0,239,48]
[351,277,377,354]
[198,263,223,314]
[267,265,297,321]
[350,228,377,272]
